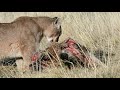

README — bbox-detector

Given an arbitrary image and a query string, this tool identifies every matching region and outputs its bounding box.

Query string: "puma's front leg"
[18,43,37,72]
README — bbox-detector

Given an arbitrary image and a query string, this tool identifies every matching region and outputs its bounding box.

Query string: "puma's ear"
[53,17,61,29]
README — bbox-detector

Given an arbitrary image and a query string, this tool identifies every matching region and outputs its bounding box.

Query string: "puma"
[0,16,62,72]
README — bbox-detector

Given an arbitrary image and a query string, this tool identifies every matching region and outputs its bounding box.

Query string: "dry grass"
[0,12,120,78]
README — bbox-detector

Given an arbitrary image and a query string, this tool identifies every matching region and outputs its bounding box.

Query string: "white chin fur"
[47,37,53,42]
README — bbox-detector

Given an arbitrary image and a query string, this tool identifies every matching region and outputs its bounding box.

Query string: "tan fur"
[0,16,62,72]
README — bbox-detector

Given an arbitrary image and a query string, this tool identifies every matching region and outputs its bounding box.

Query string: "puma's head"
[44,17,62,43]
